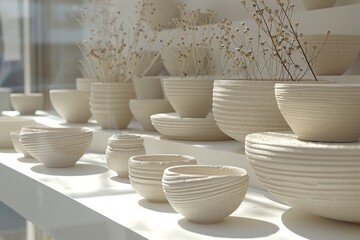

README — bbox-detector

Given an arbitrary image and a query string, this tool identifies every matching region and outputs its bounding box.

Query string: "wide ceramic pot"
[275,83,360,142]
[212,80,290,143]
[246,132,360,223]
[90,82,135,129]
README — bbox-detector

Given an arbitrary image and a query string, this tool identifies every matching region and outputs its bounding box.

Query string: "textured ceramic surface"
[151,113,231,141]
[162,165,248,224]
[275,83,360,142]
[10,93,43,115]
[20,127,92,167]
[245,131,360,223]
[129,154,197,203]
[0,117,36,149]
[129,99,174,131]
[50,89,91,123]
[302,34,360,75]
[106,134,145,178]
[90,82,135,129]
[10,131,32,158]
[302,0,337,10]
[162,77,214,118]
[212,80,290,143]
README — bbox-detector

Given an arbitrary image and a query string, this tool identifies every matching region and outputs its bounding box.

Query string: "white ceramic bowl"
[50,89,91,123]
[302,34,360,75]
[0,117,36,148]
[162,77,214,118]
[212,80,290,143]
[129,99,174,131]
[162,165,249,224]
[245,132,360,223]
[275,83,360,142]
[142,0,179,31]
[20,127,92,167]
[10,93,43,115]
[129,154,197,203]
[302,0,337,10]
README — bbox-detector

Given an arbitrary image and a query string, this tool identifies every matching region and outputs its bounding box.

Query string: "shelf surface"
[1,111,360,239]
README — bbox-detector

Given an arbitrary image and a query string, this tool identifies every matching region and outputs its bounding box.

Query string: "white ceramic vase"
[105,134,145,178]
[90,82,135,129]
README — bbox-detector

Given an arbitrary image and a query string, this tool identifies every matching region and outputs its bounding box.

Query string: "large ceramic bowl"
[20,127,92,167]
[275,83,360,142]
[128,154,197,203]
[212,80,290,143]
[50,89,91,123]
[245,132,360,223]
[0,117,36,148]
[302,34,360,75]
[162,165,249,224]
[10,93,44,115]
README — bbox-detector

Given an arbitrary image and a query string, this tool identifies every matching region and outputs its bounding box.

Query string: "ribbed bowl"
[212,80,290,142]
[302,34,360,75]
[162,165,248,224]
[128,154,197,203]
[275,83,360,142]
[20,127,92,167]
[245,132,360,223]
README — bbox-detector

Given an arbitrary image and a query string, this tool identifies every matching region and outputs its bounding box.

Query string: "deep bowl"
[162,165,249,224]
[10,93,43,115]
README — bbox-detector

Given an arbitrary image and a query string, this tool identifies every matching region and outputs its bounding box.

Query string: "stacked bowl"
[245,132,360,223]
[90,82,135,129]
[162,165,249,224]
[162,77,214,118]
[302,34,360,75]
[20,127,92,167]
[212,80,290,142]
[128,154,197,203]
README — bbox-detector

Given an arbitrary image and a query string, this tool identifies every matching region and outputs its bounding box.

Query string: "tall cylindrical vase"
[90,82,135,129]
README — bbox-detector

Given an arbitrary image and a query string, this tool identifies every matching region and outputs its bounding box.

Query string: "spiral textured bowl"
[162,165,249,224]
[245,132,360,223]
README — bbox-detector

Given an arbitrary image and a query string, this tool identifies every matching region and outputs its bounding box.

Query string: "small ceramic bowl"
[162,165,249,224]
[128,154,197,202]
[10,93,43,115]
[50,89,91,123]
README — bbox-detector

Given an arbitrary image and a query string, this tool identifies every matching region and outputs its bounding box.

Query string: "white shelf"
[1,112,360,239]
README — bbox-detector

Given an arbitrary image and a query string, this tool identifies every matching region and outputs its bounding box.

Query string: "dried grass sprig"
[160,4,218,78]
[220,0,329,81]
[77,0,159,83]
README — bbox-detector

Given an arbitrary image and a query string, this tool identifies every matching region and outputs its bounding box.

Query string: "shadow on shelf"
[282,208,360,240]
[138,199,177,213]
[30,163,108,176]
[17,157,39,163]
[178,216,279,238]
[110,176,130,184]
